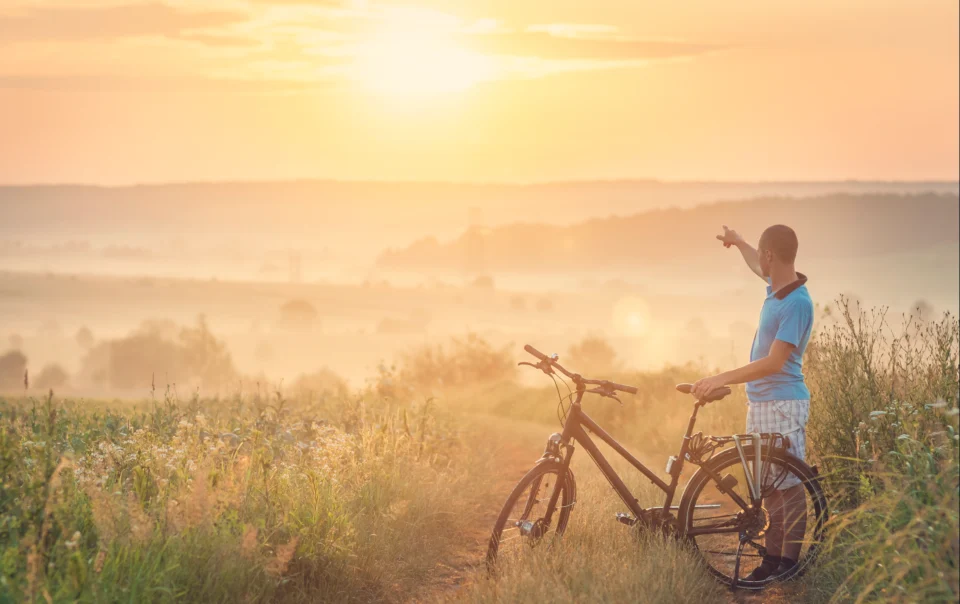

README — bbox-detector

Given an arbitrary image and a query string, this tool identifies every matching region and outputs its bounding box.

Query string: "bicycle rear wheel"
[486,460,575,572]
[678,446,827,590]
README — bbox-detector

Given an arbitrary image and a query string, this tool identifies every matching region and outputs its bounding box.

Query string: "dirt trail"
[411,418,544,602]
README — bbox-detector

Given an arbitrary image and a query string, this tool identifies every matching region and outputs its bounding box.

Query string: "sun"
[353,25,495,102]
[612,296,652,337]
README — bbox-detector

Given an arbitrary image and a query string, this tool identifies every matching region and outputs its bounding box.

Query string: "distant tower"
[464,206,486,275]
[288,250,302,284]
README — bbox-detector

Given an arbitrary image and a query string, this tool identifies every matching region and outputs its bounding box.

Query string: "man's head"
[758,224,798,277]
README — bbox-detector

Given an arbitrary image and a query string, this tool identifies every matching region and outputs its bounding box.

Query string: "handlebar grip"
[524,344,549,362]
[608,381,638,395]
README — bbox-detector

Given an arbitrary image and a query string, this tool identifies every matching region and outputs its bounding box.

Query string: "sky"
[1,0,958,185]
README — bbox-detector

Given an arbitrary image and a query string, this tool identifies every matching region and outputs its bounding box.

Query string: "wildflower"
[869,410,887,419]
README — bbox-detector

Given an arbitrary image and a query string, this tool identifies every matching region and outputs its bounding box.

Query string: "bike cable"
[549,372,575,427]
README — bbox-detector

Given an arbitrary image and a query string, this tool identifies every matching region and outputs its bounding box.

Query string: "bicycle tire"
[678,445,828,589]
[486,460,576,572]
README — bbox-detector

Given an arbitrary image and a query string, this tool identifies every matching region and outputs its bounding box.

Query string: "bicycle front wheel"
[678,446,827,590]
[486,460,576,572]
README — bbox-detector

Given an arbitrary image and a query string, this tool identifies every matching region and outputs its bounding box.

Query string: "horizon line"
[2,177,958,189]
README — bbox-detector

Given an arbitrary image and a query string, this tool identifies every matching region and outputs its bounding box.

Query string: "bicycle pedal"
[616,512,637,526]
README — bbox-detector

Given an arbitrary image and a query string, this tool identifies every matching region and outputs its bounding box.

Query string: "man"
[692,224,814,581]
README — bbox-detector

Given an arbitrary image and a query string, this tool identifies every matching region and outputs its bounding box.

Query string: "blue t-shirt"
[746,277,814,402]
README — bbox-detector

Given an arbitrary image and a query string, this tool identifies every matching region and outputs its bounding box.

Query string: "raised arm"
[717,226,764,280]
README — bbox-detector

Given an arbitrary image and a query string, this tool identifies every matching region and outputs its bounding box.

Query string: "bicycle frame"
[541,386,754,534]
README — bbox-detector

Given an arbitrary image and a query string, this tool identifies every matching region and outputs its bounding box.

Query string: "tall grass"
[0,388,499,602]
[805,299,959,602]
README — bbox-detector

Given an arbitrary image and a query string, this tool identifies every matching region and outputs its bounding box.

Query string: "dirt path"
[410,418,545,602]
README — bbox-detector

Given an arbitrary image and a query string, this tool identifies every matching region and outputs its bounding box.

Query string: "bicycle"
[486,345,828,590]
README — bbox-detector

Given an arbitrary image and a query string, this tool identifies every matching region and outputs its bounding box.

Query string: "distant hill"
[376,193,960,273]
[3,180,957,247]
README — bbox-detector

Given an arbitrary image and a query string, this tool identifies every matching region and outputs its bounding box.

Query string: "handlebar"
[523,344,638,395]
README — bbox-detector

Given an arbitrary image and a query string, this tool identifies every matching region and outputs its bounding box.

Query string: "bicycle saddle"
[675,383,732,403]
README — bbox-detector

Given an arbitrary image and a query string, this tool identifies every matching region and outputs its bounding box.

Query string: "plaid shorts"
[746,399,810,490]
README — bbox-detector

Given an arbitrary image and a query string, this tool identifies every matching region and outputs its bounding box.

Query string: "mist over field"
[3,0,959,599]
[1,181,957,396]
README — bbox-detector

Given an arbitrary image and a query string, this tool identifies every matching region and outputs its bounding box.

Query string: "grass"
[0,389,503,602]
[1,300,957,602]
[802,300,959,603]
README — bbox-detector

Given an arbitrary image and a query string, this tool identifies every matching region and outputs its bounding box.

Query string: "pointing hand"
[716,225,743,249]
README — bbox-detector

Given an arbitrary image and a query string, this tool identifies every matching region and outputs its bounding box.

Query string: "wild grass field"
[1,300,957,603]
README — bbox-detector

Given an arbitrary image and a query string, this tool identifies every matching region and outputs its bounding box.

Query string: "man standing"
[692,224,814,581]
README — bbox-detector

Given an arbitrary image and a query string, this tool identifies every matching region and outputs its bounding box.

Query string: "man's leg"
[763,488,785,557]
[779,483,807,564]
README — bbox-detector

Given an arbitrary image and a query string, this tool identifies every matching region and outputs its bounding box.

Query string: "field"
[2,300,957,603]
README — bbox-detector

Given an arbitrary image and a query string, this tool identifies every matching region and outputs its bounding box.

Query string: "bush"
[390,334,515,394]
[34,364,69,391]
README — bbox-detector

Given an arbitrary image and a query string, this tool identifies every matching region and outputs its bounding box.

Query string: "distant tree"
[0,350,27,391]
[536,297,554,312]
[78,317,237,392]
[34,364,69,391]
[75,326,95,349]
[293,368,349,399]
[567,336,619,375]
[279,299,319,330]
[510,295,526,311]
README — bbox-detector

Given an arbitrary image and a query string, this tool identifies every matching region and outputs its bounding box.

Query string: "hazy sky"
[1,0,957,184]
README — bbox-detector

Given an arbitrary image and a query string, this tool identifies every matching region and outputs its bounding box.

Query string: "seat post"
[684,401,703,439]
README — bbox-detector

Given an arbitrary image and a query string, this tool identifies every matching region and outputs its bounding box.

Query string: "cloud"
[461,31,722,61]
[0,3,248,44]
[248,0,344,4]
[171,33,261,48]
[0,74,329,93]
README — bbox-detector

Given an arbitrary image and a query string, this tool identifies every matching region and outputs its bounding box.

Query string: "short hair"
[759,224,799,263]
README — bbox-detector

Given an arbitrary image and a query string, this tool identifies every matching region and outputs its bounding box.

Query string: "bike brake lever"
[585,387,622,406]
[518,361,554,375]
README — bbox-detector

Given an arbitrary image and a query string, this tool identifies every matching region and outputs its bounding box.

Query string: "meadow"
[0,299,957,603]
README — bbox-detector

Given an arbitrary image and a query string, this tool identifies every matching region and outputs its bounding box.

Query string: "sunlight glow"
[612,296,652,337]
[352,15,496,102]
